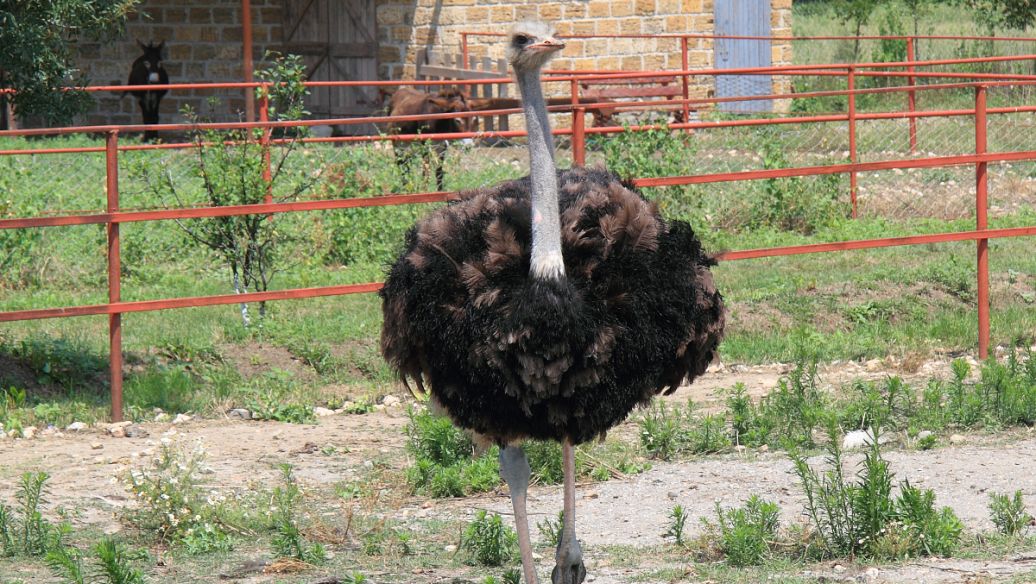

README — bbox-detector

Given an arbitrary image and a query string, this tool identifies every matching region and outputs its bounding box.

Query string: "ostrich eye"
[514,35,530,46]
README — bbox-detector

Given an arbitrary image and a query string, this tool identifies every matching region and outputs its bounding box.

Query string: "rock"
[532,552,543,560]
[842,429,876,450]
[950,433,966,445]
[125,425,149,439]
[66,421,88,432]
[444,544,457,553]
[153,412,170,423]
[864,567,880,582]
[382,395,401,407]
[90,442,102,450]
[21,426,37,439]
[172,413,192,425]
[107,421,132,430]
[758,444,769,452]
[917,430,934,441]
[228,408,252,420]
[7,429,18,438]
[313,407,336,417]
[41,426,57,436]
[833,564,846,573]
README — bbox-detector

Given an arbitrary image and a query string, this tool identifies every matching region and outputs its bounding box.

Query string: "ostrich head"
[507,21,565,72]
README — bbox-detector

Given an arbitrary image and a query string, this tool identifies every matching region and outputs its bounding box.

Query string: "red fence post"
[848,65,858,218]
[680,36,690,125]
[105,130,123,422]
[572,106,586,166]
[259,85,272,204]
[906,36,918,154]
[975,84,990,360]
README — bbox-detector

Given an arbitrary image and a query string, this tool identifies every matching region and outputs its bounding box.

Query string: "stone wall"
[67,0,793,128]
[376,0,794,107]
[72,0,282,127]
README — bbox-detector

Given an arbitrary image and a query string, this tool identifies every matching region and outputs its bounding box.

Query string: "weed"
[92,538,146,584]
[990,491,1032,536]
[792,421,962,559]
[482,570,521,584]
[124,441,231,553]
[537,511,564,548]
[707,496,780,566]
[245,371,317,424]
[269,465,326,564]
[462,510,518,567]
[404,408,500,497]
[664,505,688,546]
[0,471,55,557]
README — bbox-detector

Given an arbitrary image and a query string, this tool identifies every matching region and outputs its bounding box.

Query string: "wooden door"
[281,0,379,134]
[714,0,772,113]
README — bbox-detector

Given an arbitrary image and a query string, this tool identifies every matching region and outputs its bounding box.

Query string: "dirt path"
[2,361,1035,583]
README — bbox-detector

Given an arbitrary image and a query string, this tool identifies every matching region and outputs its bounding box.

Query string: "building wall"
[69,0,793,127]
[72,0,282,127]
[376,0,794,106]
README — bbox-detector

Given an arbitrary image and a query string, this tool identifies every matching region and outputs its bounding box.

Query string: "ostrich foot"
[500,445,538,584]
[551,536,585,584]
[551,439,586,584]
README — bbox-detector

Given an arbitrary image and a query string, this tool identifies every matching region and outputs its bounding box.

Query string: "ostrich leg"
[500,446,539,584]
[552,440,586,584]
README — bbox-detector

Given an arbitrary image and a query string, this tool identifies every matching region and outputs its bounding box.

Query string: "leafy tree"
[958,0,1036,33]
[0,0,138,126]
[836,0,886,61]
[135,52,313,327]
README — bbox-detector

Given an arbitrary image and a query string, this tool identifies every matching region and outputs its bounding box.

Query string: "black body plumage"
[380,166,725,445]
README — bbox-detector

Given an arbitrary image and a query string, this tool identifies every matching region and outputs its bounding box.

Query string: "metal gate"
[715,0,773,112]
[280,0,379,133]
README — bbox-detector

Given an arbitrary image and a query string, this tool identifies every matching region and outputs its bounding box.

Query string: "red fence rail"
[2,63,1035,421]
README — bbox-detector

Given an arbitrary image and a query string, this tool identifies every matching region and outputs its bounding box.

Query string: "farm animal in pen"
[380,21,725,584]
[127,41,169,142]
[385,86,473,191]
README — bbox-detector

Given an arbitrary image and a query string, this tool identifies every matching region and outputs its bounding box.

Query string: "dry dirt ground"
[3,360,1036,583]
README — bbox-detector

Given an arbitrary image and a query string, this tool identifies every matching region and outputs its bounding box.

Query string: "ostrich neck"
[517,66,565,280]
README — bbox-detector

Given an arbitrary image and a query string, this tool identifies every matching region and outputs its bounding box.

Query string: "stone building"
[70,0,793,128]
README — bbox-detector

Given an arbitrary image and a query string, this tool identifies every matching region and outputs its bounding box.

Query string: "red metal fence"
[3,56,1036,421]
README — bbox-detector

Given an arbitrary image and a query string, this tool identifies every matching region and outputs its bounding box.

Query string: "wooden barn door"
[714,0,772,113]
[281,0,379,134]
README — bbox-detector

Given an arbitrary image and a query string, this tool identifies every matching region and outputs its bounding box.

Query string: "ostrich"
[380,22,725,584]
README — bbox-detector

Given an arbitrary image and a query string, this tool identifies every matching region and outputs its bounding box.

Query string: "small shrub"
[404,408,501,497]
[124,441,231,553]
[664,504,688,546]
[269,464,326,564]
[792,421,962,559]
[0,471,61,558]
[462,510,518,567]
[639,399,730,460]
[708,496,780,566]
[917,433,938,450]
[989,491,1032,536]
[93,538,147,584]
[536,511,564,548]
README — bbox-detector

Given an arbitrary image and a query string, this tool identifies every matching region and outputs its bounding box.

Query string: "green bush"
[462,510,518,567]
[989,491,1032,536]
[709,496,780,566]
[792,421,962,559]
[664,504,688,546]
[404,408,500,497]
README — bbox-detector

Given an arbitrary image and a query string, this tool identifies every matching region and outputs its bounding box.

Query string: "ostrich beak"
[530,37,565,54]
